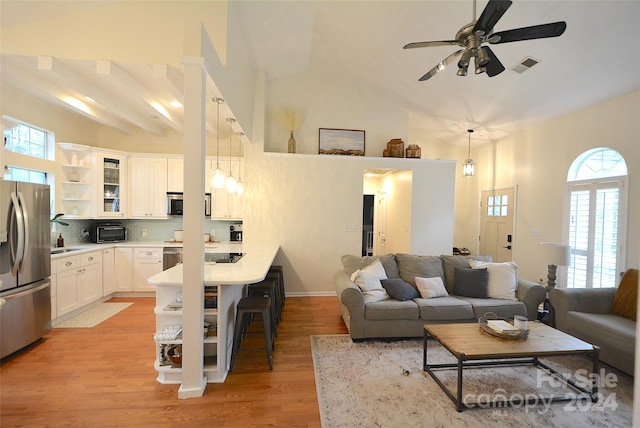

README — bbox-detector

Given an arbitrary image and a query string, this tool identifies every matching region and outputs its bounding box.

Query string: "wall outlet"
[142,228,148,237]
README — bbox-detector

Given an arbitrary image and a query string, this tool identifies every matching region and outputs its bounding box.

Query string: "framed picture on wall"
[318,128,365,156]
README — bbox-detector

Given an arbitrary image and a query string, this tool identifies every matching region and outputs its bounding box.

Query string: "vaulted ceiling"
[2,1,640,144]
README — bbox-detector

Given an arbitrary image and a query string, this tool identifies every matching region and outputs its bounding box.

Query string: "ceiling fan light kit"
[404,0,566,81]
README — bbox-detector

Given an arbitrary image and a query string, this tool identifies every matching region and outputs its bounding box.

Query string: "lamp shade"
[540,242,571,266]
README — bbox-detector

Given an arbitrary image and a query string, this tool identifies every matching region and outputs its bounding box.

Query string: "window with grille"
[4,122,48,159]
[565,148,627,288]
[486,194,508,216]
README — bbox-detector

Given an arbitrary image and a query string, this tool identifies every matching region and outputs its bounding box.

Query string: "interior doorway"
[362,194,374,256]
[479,187,516,262]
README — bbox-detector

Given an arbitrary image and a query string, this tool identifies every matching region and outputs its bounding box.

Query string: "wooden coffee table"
[423,322,600,412]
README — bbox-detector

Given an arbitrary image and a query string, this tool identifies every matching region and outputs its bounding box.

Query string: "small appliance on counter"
[230,224,242,242]
[90,222,127,243]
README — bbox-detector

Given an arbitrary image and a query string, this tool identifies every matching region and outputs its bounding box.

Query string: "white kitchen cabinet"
[102,248,115,296]
[133,247,163,292]
[129,156,168,218]
[114,247,133,292]
[167,157,184,192]
[94,151,128,218]
[54,250,103,318]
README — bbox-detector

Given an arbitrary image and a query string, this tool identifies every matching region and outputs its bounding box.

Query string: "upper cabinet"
[129,156,168,218]
[56,143,92,218]
[94,151,128,218]
[167,157,184,192]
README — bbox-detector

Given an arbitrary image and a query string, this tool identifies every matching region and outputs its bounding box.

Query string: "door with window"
[480,187,516,262]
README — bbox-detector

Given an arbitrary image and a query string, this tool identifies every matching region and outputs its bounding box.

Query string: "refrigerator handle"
[10,192,25,275]
[17,191,30,270]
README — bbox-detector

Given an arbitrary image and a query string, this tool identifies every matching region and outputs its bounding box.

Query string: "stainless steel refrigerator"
[0,180,52,359]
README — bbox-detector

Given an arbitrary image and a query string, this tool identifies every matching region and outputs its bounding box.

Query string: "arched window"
[565,148,628,288]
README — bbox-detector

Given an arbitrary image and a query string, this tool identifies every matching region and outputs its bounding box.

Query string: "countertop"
[50,241,243,259]
[147,242,280,286]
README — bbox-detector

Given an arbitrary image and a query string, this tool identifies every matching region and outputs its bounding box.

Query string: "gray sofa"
[550,287,636,375]
[335,253,546,340]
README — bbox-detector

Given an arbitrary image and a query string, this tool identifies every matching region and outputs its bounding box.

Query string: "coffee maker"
[230,224,243,242]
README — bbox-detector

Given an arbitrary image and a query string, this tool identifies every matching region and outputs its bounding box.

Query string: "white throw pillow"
[350,269,389,302]
[468,260,518,300]
[415,276,449,299]
[361,259,388,280]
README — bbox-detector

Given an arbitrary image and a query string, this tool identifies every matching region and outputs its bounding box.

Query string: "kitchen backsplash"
[58,218,241,246]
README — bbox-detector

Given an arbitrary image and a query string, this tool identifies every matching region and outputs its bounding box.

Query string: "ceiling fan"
[404,0,566,81]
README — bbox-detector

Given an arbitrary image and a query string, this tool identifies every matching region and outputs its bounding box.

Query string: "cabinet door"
[167,158,184,192]
[133,259,162,292]
[78,263,102,306]
[95,152,127,218]
[57,269,79,317]
[130,157,168,217]
[114,247,133,292]
[102,248,115,296]
[149,158,168,216]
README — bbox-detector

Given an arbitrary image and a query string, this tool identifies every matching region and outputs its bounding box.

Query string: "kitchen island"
[147,243,279,385]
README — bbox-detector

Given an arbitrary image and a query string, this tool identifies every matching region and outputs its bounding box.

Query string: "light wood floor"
[0,296,348,427]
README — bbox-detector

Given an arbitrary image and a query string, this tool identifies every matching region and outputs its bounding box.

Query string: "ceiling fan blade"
[418,49,463,81]
[489,21,567,44]
[404,40,463,49]
[473,0,512,34]
[484,47,505,77]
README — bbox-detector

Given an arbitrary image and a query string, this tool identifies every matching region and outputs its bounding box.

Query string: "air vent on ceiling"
[511,56,539,73]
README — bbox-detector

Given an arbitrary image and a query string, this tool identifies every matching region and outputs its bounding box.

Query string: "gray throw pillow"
[441,254,493,293]
[381,279,419,301]
[454,267,489,298]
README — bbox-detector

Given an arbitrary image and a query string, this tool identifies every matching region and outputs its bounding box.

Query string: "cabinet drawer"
[55,256,80,272]
[134,248,162,259]
[81,251,102,266]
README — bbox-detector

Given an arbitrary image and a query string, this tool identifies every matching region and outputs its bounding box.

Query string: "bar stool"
[248,278,279,337]
[229,296,274,371]
[269,265,285,305]
[266,268,285,321]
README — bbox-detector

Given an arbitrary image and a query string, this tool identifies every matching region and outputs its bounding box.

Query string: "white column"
[178,56,206,399]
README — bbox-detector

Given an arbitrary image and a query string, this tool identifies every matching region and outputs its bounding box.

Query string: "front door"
[479,187,516,262]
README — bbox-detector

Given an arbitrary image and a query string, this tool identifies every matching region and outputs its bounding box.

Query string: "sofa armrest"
[333,271,366,338]
[549,287,617,332]
[516,279,546,321]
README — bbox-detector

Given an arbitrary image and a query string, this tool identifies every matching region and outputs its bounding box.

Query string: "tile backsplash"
[57,218,241,246]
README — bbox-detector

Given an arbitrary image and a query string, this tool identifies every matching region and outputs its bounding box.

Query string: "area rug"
[311,335,633,428]
[54,302,133,328]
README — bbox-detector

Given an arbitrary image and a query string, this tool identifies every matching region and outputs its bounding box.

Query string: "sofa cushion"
[365,299,419,321]
[567,311,636,356]
[396,254,444,287]
[414,296,475,321]
[469,260,518,300]
[454,268,488,298]
[381,278,419,301]
[456,296,527,320]
[611,268,638,321]
[341,254,400,278]
[415,276,449,299]
[441,255,493,293]
[350,270,389,303]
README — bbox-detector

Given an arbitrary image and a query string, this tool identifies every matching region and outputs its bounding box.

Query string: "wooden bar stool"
[229,296,274,371]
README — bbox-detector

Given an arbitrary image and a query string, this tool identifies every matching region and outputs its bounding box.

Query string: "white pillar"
[178,56,207,399]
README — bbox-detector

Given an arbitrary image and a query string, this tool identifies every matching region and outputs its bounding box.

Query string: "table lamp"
[540,242,571,289]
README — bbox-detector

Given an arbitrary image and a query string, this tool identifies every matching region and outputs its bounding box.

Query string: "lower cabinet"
[133,248,163,292]
[102,248,115,296]
[55,250,103,318]
[114,247,133,292]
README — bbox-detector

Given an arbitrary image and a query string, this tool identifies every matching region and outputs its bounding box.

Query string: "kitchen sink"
[50,248,84,255]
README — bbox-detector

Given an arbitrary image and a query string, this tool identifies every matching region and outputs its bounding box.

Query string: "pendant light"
[236,132,245,196]
[211,97,226,189]
[462,129,475,177]
[225,117,237,193]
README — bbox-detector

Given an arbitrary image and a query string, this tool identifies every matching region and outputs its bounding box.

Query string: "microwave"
[167,192,212,216]
[90,223,127,243]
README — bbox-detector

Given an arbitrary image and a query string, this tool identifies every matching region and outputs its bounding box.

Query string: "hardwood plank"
[0,296,348,427]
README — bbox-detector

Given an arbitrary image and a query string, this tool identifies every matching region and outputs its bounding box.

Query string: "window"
[486,194,508,217]
[565,148,628,288]
[4,166,46,183]
[4,123,48,159]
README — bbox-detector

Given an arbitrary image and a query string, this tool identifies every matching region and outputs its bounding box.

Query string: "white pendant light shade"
[211,97,226,188]
[235,181,244,196]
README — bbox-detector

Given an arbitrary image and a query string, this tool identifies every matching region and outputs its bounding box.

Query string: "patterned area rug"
[54,302,133,328]
[311,335,633,427]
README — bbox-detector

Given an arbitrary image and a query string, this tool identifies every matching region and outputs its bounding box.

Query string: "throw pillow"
[468,260,518,300]
[396,253,444,287]
[341,254,400,278]
[415,276,449,299]
[441,255,493,293]
[381,278,419,301]
[454,267,489,298]
[361,259,388,280]
[350,269,389,303]
[611,268,638,321]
